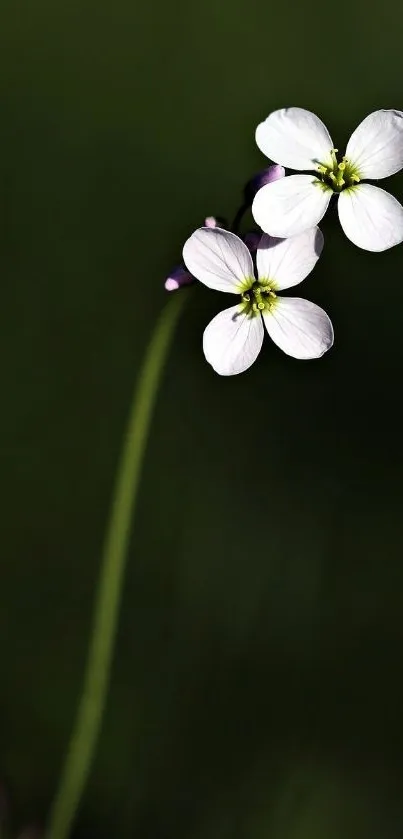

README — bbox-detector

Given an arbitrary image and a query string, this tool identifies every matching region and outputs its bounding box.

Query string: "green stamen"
[242,280,278,316]
[317,148,361,192]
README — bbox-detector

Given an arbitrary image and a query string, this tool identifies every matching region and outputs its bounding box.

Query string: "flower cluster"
[165,107,403,375]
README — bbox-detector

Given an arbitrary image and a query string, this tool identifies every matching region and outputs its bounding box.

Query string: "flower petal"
[183,227,253,293]
[255,107,333,171]
[338,184,403,251]
[252,175,331,237]
[346,109,403,179]
[256,227,324,290]
[263,297,334,360]
[203,305,264,375]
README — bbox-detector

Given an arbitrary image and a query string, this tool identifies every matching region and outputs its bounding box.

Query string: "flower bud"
[204,216,227,229]
[164,265,194,292]
[244,164,285,203]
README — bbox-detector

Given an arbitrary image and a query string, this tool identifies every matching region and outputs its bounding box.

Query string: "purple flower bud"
[243,231,262,254]
[244,164,285,202]
[164,265,195,292]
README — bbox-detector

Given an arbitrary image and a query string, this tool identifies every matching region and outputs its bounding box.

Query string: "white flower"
[252,107,403,252]
[182,226,333,375]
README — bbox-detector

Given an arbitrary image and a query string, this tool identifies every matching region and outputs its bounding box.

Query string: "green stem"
[45,292,186,839]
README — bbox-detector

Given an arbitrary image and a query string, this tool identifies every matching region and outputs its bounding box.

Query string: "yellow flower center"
[241,280,278,317]
[317,148,361,192]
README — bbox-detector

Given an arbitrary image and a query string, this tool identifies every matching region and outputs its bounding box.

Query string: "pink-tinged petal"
[183,227,254,293]
[346,109,403,179]
[263,297,334,359]
[252,175,331,237]
[203,305,264,375]
[338,184,403,251]
[256,227,324,290]
[256,107,333,170]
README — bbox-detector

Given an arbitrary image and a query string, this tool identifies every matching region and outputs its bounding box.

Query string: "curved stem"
[45,292,187,839]
[231,202,249,234]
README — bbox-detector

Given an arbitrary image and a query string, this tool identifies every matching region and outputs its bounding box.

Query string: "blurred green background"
[1,0,403,836]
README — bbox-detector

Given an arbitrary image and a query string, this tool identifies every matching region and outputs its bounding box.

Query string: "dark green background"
[1,0,403,836]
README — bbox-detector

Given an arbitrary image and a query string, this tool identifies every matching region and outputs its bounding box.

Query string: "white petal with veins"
[256,227,324,290]
[183,227,253,293]
[252,175,331,238]
[346,109,403,179]
[203,305,264,375]
[263,297,334,359]
[338,184,403,251]
[256,107,333,170]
